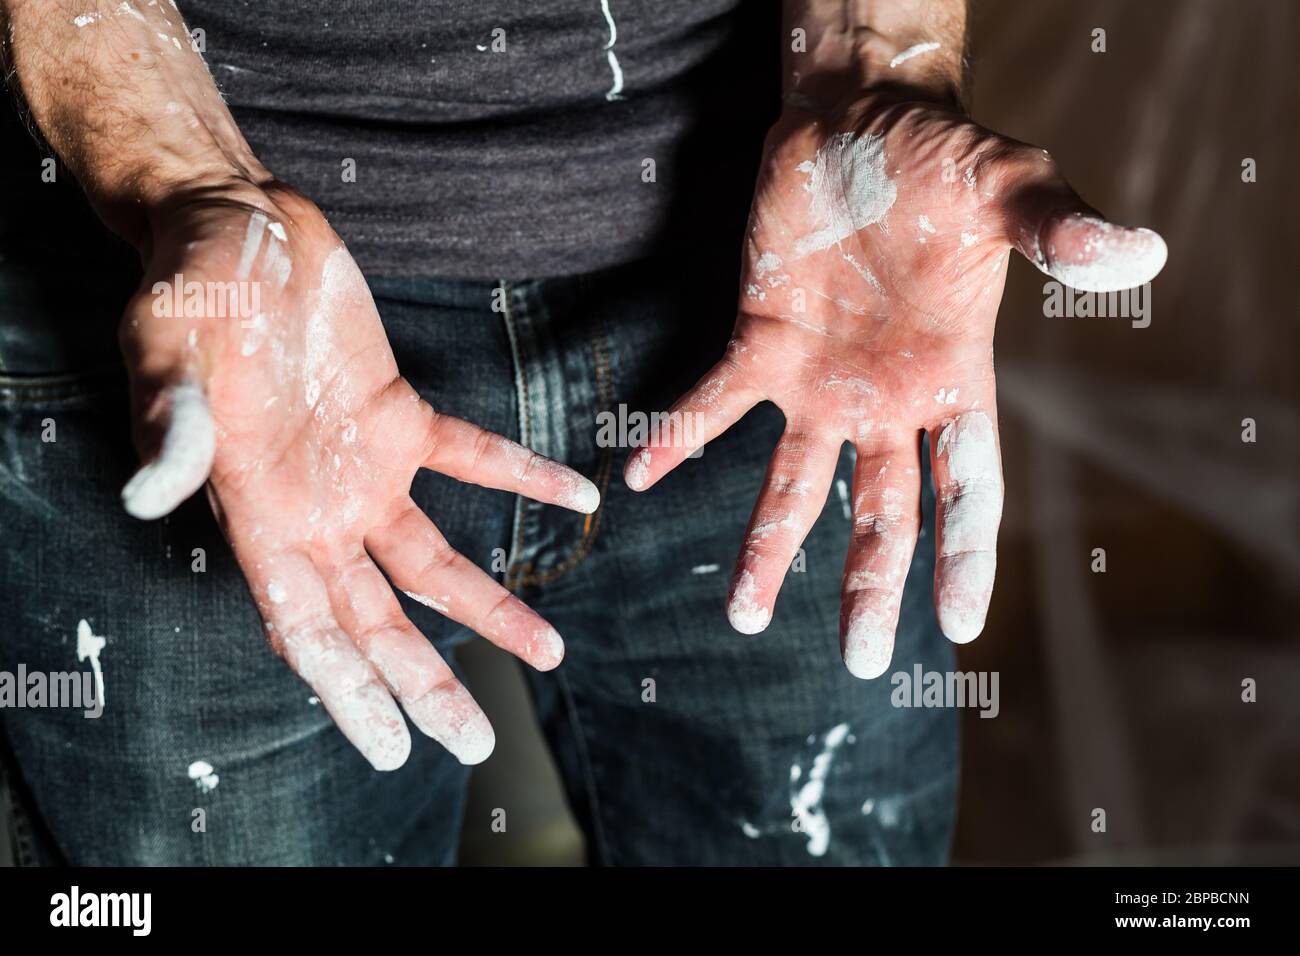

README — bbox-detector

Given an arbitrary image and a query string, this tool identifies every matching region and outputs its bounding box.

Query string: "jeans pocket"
[0,364,127,409]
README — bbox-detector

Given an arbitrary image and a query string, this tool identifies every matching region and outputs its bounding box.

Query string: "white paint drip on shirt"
[600,1,623,100]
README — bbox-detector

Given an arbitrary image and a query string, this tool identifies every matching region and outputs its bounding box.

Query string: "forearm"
[782,0,967,110]
[0,0,269,244]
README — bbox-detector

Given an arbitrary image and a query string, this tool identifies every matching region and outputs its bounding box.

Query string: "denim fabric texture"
[0,244,957,865]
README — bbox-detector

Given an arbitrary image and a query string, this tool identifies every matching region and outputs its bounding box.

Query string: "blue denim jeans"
[0,246,957,865]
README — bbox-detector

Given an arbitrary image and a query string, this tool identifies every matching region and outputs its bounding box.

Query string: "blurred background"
[2,0,1297,865]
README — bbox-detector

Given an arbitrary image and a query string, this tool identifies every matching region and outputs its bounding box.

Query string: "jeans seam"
[0,745,41,866]
[504,313,615,589]
[498,280,533,580]
[553,667,611,865]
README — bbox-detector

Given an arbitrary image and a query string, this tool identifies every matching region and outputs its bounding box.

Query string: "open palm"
[120,185,598,768]
[625,101,1166,678]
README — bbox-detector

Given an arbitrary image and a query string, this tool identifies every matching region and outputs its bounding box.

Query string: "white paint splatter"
[934,411,1003,643]
[402,590,449,614]
[76,620,106,708]
[754,251,783,277]
[790,723,851,857]
[235,211,268,281]
[889,41,941,68]
[600,1,623,100]
[188,760,220,793]
[842,252,887,297]
[794,133,896,257]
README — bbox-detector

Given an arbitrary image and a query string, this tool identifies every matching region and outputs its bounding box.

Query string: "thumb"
[121,380,216,520]
[998,163,1168,293]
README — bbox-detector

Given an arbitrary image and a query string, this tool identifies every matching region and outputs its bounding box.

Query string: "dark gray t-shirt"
[185,0,781,277]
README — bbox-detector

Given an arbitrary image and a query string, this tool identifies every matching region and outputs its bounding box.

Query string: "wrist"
[782,0,966,114]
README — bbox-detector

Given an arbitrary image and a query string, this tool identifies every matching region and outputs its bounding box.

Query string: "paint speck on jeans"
[789,723,851,857]
[76,620,107,708]
[740,820,761,839]
[835,479,851,519]
[188,760,220,793]
[863,795,902,828]
[691,564,720,575]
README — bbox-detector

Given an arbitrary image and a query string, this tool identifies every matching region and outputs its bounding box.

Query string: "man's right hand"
[2,2,598,769]
[121,182,600,769]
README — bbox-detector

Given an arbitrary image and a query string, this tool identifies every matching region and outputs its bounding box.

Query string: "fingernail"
[405,683,496,765]
[936,552,996,644]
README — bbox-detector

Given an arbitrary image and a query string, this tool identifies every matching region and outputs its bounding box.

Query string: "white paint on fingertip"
[842,605,894,680]
[625,447,651,491]
[727,569,771,635]
[121,382,216,521]
[559,475,601,514]
[1037,215,1168,293]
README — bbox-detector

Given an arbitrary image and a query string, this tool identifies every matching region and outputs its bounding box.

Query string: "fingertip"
[451,713,496,765]
[624,446,653,492]
[345,686,413,772]
[404,683,496,765]
[726,569,772,635]
[120,464,171,520]
[122,381,215,520]
[1040,213,1168,293]
[937,604,987,645]
[936,553,996,645]
[841,606,895,679]
[529,625,566,671]
[365,727,413,772]
[570,478,601,514]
